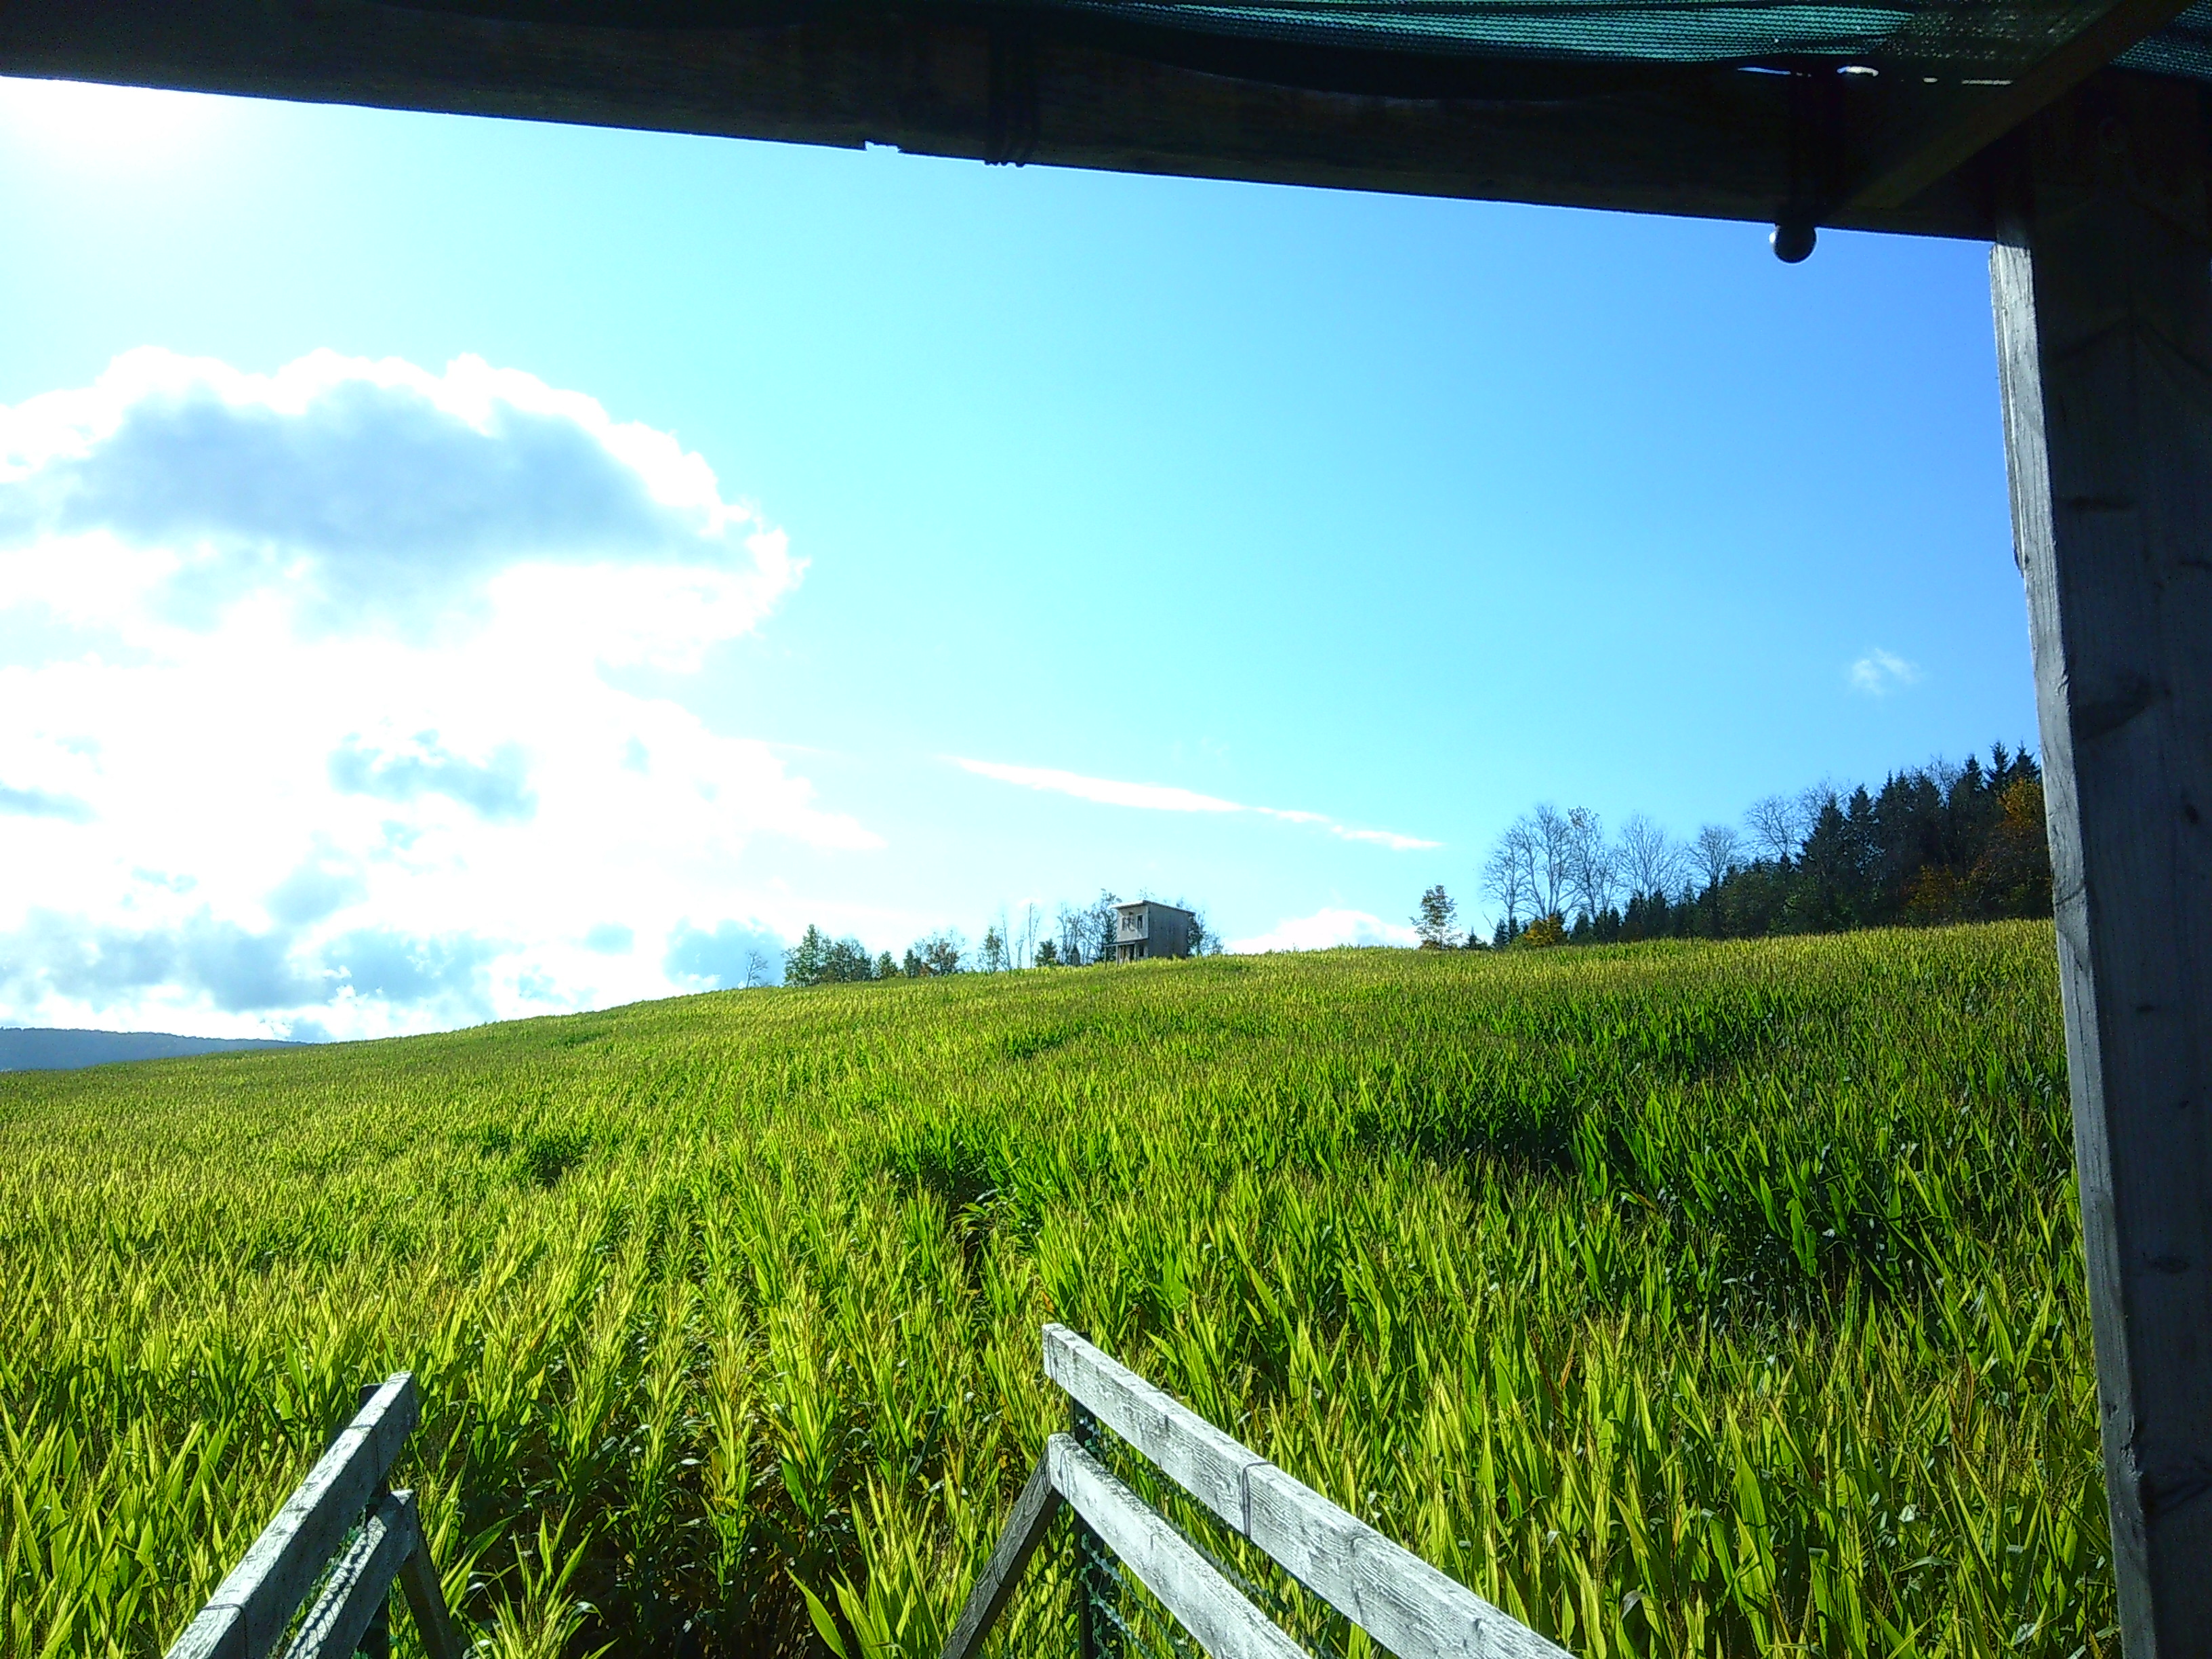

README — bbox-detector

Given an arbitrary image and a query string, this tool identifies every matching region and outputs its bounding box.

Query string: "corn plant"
[0,923,2107,1659]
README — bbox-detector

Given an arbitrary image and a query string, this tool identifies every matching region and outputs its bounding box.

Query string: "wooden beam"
[279,1490,419,1659]
[394,1519,466,1659]
[1243,1465,1567,1659]
[1042,1326,1571,1659]
[939,1450,1064,1659]
[1850,0,2200,211]
[1047,1434,1311,1659]
[1044,1324,1263,1536]
[166,1376,419,1659]
[0,0,1995,239]
[1990,75,2212,1658]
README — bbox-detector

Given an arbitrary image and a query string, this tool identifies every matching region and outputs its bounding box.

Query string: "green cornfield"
[1,923,2109,1659]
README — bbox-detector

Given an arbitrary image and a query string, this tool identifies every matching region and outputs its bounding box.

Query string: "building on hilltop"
[1114,901,1195,963]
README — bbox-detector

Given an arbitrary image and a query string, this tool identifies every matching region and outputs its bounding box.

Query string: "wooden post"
[939,1452,1064,1659]
[1990,74,2212,1658]
[394,1533,465,1659]
[1072,1400,1109,1659]
[356,1381,393,1659]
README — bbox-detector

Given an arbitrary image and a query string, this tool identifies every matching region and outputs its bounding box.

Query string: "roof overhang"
[0,0,2202,243]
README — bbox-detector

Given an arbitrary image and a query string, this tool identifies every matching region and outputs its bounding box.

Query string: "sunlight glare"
[0,76,228,173]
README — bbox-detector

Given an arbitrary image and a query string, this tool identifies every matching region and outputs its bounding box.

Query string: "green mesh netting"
[996,0,2212,78]
[2118,0,2212,78]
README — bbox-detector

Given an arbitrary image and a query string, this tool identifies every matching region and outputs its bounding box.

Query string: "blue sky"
[0,76,2032,1036]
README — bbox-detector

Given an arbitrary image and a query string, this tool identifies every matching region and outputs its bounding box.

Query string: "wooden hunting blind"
[1115,899,1196,960]
[18,0,2212,1650]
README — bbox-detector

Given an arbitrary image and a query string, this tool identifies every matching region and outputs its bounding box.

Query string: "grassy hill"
[0,925,2103,1659]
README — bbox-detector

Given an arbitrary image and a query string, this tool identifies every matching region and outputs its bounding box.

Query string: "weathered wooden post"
[354,1382,394,1659]
[1991,75,2212,1658]
[1072,1399,1111,1659]
[166,1375,462,1659]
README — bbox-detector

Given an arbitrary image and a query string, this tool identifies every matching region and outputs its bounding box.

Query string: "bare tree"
[1088,891,1121,964]
[1482,826,1534,935]
[1744,794,1802,863]
[1618,813,1683,899]
[1798,779,1844,840]
[1924,753,1965,795]
[1016,902,1042,970]
[1530,803,1574,920]
[742,948,773,988]
[1054,890,1120,966]
[1564,806,1616,923]
[1692,824,1740,893]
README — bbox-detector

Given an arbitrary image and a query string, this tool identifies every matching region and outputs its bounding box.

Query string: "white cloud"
[953,758,1242,815]
[1847,647,1921,697]
[951,756,1439,851]
[1230,907,1418,953]
[0,350,873,1039]
[1326,825,1438,852]
[0,346,800,650]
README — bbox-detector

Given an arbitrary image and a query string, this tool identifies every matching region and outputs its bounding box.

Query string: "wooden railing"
[165,1374,462,1659]
[943,1326,1572,1659]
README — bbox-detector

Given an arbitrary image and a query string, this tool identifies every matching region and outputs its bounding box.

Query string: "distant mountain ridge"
[0,1028,306,1072]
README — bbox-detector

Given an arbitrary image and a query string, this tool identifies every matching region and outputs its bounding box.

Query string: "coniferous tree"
[1413,885,1460,949]
[784,924,828,987]
[1473,743,2050,949]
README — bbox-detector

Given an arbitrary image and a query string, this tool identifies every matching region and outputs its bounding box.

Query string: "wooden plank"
[1046,1434,1309,1659]
[279,1490,418,1659]
[394,1525,466,1659]
[1990,77,2212,1659]
[1244,1467,1570,1659]
[0,0,1996,239]
[1043,1324,1263,1534]
[1074,1400,1105,1659]
[165,1376,419,1659]
[939,1450,1064,1659]
[1044,1328,1569,1659]
[1849,0,2200,211]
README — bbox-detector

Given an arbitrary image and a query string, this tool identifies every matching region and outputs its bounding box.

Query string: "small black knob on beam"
[1770,218,1818,263]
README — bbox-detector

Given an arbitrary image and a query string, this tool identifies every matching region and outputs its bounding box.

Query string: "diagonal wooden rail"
[165,1374,463,1659]
[943,1326,1572,1659]
[1845,0,2204,212]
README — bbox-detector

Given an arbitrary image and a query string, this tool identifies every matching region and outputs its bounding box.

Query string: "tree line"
[781,892,1218,987]
[1414,742,2053,949]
